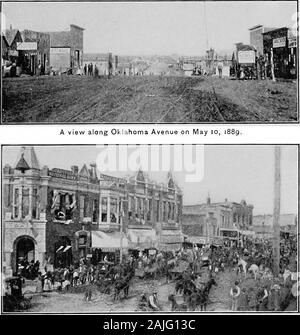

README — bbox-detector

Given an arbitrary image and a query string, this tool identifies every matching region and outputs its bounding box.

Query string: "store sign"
[288,37,297,48]
[49,168,77,180]
[237,50,255,64]
[273,37,286,48]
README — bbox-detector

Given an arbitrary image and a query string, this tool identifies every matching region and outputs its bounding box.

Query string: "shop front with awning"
[159,230,183,251]
[91,230,128,252]
[127,229,157,250]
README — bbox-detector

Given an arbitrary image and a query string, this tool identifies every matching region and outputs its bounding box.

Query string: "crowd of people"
[7,233,298,312]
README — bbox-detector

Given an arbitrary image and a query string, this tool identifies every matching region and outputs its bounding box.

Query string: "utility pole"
[272,146,281,277]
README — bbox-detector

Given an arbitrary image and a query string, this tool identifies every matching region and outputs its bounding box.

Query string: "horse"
[113,268,134,300]
[248,264,259,280]
[186,278,217,311]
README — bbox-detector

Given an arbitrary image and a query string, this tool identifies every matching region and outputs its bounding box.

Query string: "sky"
[2,1,297,55]
[2,145,298,216]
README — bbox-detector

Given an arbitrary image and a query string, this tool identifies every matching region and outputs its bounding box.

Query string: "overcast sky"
[2,145,298,215]
[2,1,297,55]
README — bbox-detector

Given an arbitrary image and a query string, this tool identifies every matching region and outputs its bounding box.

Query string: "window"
[110,197,118,223]
[22,188,30,218]
[156,200,160,222]
[93,199,99,222]
[176,201,181,222]
[147,199,152,221]
[52,191,76,221]
[128,196,134,220]
[163,201,167,221]
[101,198,108,222]
[14,188,19,218]
[79,195,86,219]
[32,188,38,219]
[171,203,175,220]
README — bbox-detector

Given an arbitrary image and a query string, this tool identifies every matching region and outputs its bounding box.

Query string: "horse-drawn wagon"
[170,260,190,279]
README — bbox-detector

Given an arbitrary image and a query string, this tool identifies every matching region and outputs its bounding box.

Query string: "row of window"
[12,188,180,224]
[14,187,39,219]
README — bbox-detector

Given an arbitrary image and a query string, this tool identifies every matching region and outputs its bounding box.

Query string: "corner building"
[2,147,183,275]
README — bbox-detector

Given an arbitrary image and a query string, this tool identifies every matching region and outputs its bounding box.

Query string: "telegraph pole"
[272,146,281,277]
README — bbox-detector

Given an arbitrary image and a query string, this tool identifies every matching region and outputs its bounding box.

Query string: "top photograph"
[1,1,298,124]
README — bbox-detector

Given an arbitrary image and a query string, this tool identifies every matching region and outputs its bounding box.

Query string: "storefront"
[127,228,157,250]
[263,27,297,79]
[159,230,183,251]
[90,230,128,263]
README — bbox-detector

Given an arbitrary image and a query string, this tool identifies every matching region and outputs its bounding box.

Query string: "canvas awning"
[186,236,206,245]
[91,231,128,252]
[127,229,157,249]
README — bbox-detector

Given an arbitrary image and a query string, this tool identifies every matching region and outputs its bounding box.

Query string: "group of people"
[83,63,99,77]
[17,259,40,280]
[226,236,297,312]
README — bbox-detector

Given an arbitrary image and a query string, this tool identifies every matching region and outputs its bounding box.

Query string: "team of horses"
[173,271,217,311]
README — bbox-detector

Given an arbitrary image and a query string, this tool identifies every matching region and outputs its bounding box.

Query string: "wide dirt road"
[2,75,297,123]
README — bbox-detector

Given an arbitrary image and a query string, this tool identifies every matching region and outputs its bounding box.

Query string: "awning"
[239,230,255,236]
[128,229,157,249]
[91,231,128,252]
[160,243,182,252]
[186,236,206,245]
[161,230,183,244]
[63,245,72,252]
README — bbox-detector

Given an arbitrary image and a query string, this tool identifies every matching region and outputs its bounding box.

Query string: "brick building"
[253,214,297,239]
[183,196,253,245]
[2,147,183,275]
[48,24,84,73]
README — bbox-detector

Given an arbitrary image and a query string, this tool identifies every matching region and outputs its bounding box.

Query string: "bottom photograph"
[1,144,298,313]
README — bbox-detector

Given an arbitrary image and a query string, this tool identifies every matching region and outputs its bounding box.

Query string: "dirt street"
[2,75,297,123]
[17,272,236,313]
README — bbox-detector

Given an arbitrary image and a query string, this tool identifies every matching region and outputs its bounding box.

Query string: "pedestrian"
[35,272,43,293]
[237,287,249,311]
[248,287,258,311]
[94,65,99,77]
[84,63,87,76]
[217,61,223,78]
[84,285,93,301]
[230,281,241,311]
